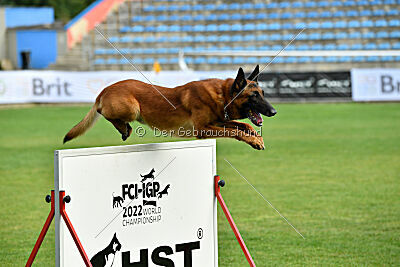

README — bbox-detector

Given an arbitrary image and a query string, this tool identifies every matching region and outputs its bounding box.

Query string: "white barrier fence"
[0,70,235,104]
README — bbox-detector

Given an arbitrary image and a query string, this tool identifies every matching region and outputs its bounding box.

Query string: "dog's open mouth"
[248,110,263,126]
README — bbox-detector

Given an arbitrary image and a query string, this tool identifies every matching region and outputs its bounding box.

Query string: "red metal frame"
[215,175,256,267]
[26,190,92,267]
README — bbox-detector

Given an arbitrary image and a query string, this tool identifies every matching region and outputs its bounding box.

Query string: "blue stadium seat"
[297,33,308,40]
[359,10,372,16]
[144,36,156,43]
[312,57,324,63]
[278,22,290,30]
[339,57,351,62]
[349,31,362,39]
[144,58,155,64]
[297,44,309,50]
[294,11,306,18]
[168,5,179,12]
[269,33,281,40]
[311,44,323,50]
[216,4,228,11]
[205,4,216,11]
[243,13,256,20]
[94,58,105,65]
[364,43,378,49]
[307,11,319,18]
[220,57,233,64]
[337,44,350,50]
[157,58,168,64]
[322,32,335,39]
[182,25,192,32]
[348,20,361,28]
[179,5,191,11]
[285,57,297,64]
[362,20,374,28]
[326,56,338,62]
[343,1,356,6]
[183,47,194,53]
[255,13,268,20]
[281,12,293,19]
[375,20,388,27]
[169,25,180,32]
[244,23,256,31]
[318,1,330,7]
[378,43,391,49]
[308,21,320,29]
[169,15,180,22]
[120,36,132,43]
[207,57,219,64]
[194,14,205,21]
[206,24,218,32]
[295,22,306,29]
[367,56,379,62]
[220,35,231,42]
[273,57,284,64]
[231,35,243,42]
[233,57,246,64]
[218,24,230,31]
[292,1,304,8]
[155,48,168,54]
[351,43,363,50]
[393,42,400,49]
[181,15,192,21]
[305,1,317,8]
[335,32,348,39]
[390,31,400,38]
[381,56,394,62]
[309,32,321,40]
[184,57,194,64]
[324,43,337,50]
[168,36,180,42]
[259,45,271,50]
[257,34,269,41]
[194,35,206,42]
[256,23,268,30]
[321,21,334,29]
[384,0,396,4]
[335,21,347,28]
[119,58,130,65]
[285,45,296,51]
[132,16,143,22]
[193,25,205,32]
[333,10,345,17]
[229,3,241,10]
[109,36,119,43]
[206,35,218,42]
[320,11,332,18]
[156,25,168,32]
[363,32,376,39]
[396,56,400,62]
[169,58,179,64]
[389,19,400,27]
[271,45,283,50]
[268,23,281,30]
[346,10,358,17]
[386,10,399,16]
[254,3,266,9]
[373,9,385,16]
[331,1,343,6]
[244,34,256,41]
[192,4,203,11]
[267,12,278,19]
[144,26,156,32]
[155,5,167,12]
[106,58,118,64]
[377,31,389,38]
[218,14,230,21]
[132,36,143,43]
[279,2,291,8]
[120,26,130,33]
[246,57,258,64]
[266,2,279,8]
[298,57,311,63]
[231,13,242,20]
[94,49,106,55]
[143,6,155,12]
[241,3,254,9]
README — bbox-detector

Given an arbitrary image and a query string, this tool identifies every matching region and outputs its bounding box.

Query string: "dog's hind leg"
[107,119,132,141]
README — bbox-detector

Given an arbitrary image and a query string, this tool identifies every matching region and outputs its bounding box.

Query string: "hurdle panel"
[54,140,217,267]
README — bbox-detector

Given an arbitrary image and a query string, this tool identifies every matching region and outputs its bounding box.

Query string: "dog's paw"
[247,137,265,150]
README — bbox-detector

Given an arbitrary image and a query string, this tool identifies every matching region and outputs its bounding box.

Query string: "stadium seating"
[90,0,400,70]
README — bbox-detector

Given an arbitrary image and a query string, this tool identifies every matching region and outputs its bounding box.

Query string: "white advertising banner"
[351,69,400,101]
[0,70,235,104]
[55,140,217,267]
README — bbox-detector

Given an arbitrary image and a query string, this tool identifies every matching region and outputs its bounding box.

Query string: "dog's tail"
[63,101,100,144]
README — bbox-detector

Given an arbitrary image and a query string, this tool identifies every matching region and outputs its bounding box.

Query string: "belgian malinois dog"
[63,65,276,149]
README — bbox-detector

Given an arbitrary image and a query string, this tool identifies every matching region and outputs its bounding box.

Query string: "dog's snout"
[267,108,277,117]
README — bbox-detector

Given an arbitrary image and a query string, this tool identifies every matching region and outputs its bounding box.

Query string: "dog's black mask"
[231,66,277,126]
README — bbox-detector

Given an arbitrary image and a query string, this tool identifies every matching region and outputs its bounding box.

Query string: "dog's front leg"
[195,124,265,150]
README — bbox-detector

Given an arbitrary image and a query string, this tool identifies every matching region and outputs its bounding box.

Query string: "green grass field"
[0,103,399,266]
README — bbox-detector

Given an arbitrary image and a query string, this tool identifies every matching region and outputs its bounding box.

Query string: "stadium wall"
[65,0,125,49]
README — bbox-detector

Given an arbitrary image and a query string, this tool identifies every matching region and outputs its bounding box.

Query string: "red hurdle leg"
[26,191,55,267]
[59,191,93,267]
[215,175,256,267]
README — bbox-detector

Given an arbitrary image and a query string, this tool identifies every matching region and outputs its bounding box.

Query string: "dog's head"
[227,65,276,126]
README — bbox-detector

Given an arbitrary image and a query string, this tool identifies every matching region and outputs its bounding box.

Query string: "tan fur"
[63,75,267,149]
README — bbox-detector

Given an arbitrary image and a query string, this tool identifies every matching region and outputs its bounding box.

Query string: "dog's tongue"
[249,110,263,126]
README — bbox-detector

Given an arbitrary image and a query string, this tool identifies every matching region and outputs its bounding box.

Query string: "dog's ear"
[114,233,117,238]
[231,67,247,95]
[247,65,260,82]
